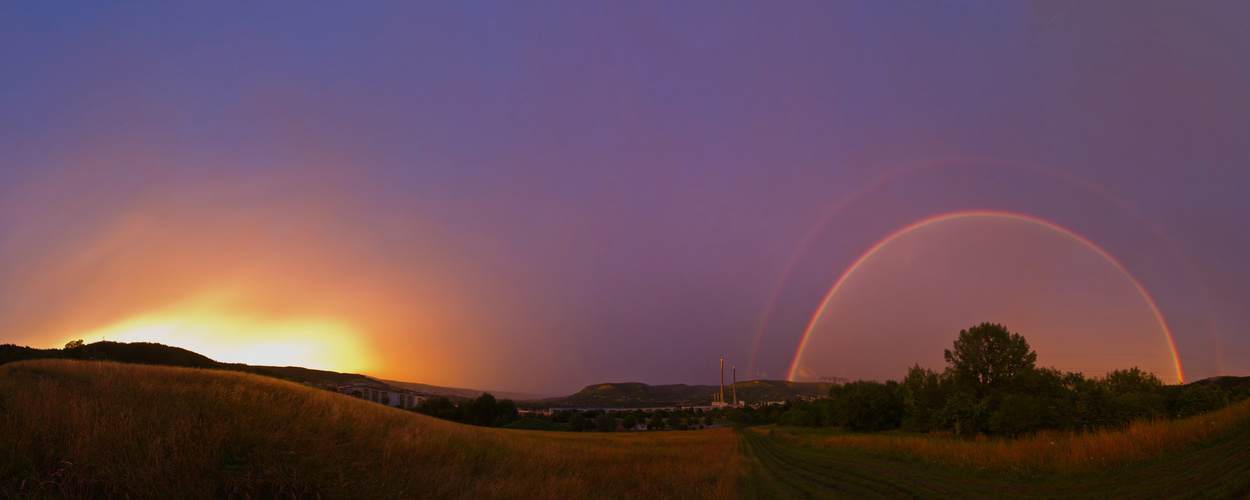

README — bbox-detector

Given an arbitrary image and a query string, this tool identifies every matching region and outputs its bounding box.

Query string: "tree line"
[413,393,724,432]
[729,323,1250,435]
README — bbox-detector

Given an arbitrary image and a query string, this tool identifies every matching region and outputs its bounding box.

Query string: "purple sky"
[2,2,1248,394]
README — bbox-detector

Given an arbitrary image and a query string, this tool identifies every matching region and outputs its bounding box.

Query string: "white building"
[340,384,424,409]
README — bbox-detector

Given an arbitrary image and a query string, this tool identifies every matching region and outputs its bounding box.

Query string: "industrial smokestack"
[719,358,724,404]
[732,365,737,407]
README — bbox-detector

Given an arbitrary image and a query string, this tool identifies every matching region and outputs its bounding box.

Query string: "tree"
[830,381,904,432]
[415,396,459,421]
[622,414,638,430]
[569,412,586,432]
[944,323,1037,397]
[1103,368,1163,396]
[1172,384,1227,418]
[496,399,519,426]
[465,393,499,426]
[649,409,667,430]
[898,364,947,432]
[596,414,616,432]
[64,339,85,350]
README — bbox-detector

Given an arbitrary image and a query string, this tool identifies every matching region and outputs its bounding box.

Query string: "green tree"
[897,364,947,432]
[987,394,1044,436]
[464,393,499,426]
[831,381,904,432]
[622,414,638,430]
[415,396,458,421]
[569,412,586,432]
[649,409,667,430]
[496,399,519,425]
[596,414,616,432]
[1103,367,1163,396]
[1172,384,1227,418]
[63,339,88,360]
[944,323,1037,397]
[778,404,819,427]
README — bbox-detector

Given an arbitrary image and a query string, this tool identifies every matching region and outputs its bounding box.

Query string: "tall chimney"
[732,365,737,406]
[719,358,724,404]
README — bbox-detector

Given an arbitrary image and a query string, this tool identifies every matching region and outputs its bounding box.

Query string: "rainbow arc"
[786,210,1183,384]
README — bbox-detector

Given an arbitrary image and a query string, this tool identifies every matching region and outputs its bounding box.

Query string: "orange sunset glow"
[63,290,375,373]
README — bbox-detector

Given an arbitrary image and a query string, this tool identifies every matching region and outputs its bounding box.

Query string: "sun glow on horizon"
[65,292,377,374]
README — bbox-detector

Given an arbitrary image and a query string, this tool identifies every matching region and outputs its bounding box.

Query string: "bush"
[831,381,903,432]
[1173,385,1227,418]
[596,415,616,432]
[987,394,1043,436]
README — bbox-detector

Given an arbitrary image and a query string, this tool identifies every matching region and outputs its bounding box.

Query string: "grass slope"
[0,360,740,499]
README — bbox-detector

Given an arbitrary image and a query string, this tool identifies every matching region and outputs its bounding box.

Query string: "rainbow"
[785,210,1184,384]
[747,158,1212,380]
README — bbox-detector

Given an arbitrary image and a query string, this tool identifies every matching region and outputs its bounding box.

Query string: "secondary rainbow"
[786,210,1184,384]
[748,158,1209,379]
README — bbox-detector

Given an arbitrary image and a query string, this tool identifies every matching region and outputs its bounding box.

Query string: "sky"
[2,1,1248,395]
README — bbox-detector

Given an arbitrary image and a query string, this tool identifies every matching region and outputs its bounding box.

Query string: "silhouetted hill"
[0,341,376,386]
[379,379,545,401]
[529,380,832,408]
[87,341,219,367]
[253,365,372,385]
[4,341,823,406]
[2,341,220,368]
[0,344,62,365]
[1190,375,1250,390]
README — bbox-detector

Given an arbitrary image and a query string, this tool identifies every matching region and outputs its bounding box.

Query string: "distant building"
[339,383,424,409]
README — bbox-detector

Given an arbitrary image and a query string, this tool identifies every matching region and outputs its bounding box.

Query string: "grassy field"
[762,397,1250,474]
[4,359,1250,499]
[0,359,740,499]
[741,402,1250,498]
[740,422,1250,498]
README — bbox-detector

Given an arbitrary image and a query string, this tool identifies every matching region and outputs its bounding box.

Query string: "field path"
[738,425,1250,499]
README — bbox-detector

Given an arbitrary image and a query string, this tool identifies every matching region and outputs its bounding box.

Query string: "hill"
[0,359,738,498]
[3,341,381,387]
[530,380,832,408]
[379,379,544,401]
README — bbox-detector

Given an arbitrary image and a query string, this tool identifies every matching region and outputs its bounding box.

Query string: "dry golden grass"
[0,359,741,499]
[762,398,1250,474]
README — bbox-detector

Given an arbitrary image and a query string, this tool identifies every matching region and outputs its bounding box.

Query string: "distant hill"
[528,380,833,409]
[1190,375,1250,391]
[379,379,545,401]
[2,341,219,368]
[0,341,376,386]
[0,343,63,365]
[1,341,523,398]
